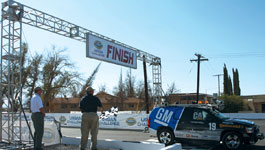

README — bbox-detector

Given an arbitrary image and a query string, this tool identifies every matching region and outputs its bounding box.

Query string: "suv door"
[189,108,222,141]
[175,107,193,139]
[177,107,222,141]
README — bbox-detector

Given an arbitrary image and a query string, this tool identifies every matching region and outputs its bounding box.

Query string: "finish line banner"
[86,33,137,69]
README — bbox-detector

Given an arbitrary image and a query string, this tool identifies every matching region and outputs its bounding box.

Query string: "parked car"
[148,104,264,149]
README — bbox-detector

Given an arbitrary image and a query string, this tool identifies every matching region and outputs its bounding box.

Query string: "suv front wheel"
[157,128,175,145]
[222,132,242,150]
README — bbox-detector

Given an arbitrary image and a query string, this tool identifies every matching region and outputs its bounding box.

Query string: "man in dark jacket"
[79,87,103,150]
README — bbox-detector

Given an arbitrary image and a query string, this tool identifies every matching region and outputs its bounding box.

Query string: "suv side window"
[180,107,193,121]
[192,109,209,121]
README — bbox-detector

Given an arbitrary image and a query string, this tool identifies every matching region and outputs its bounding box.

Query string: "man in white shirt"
[31,87,45,150]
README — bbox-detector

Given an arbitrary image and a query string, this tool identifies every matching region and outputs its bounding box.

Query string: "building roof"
[52,98,80,104]
[96,91,119,103]
[241,94,265,99]
[96,91,117,98]
[52,91,144,104]
[124,97,144,103]
[169,93,213,97]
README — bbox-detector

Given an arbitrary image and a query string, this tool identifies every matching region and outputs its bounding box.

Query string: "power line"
[188,62,195,74]
[208,51,265,59]
[22,30,34,59]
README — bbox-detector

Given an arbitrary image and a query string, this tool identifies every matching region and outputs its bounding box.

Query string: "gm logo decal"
[126,117,136,126]
[154,108,174,126]
[94,40,103,49]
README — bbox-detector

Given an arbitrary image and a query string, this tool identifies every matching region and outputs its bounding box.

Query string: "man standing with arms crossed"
[79,87,103,150]
[31,87,45,150]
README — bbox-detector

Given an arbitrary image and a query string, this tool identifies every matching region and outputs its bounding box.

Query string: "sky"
[3,0,265,96]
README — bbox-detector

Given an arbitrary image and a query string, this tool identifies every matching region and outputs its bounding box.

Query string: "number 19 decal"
[209,122,216,130]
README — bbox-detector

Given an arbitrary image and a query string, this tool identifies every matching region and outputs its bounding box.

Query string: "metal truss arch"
[1,0,163,147]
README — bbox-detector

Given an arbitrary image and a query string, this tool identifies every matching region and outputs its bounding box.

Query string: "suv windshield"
[210,109,229,120]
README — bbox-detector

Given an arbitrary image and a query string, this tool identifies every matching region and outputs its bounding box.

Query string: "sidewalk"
[45,144,119,150]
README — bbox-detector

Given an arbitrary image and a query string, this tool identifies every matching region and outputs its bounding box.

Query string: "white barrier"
[3,112,264,131]
[53,112,265,130]
[1,120,60,146]
[44,112,149,130]
[2,112,264,148]
[160,144,182,150]
[224,113,265,120]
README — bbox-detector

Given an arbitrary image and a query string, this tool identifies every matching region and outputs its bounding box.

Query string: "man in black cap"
[79,87,103,150]
[30,87,45,150]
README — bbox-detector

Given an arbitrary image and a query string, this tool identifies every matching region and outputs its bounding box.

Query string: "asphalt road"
[61,119,265,150]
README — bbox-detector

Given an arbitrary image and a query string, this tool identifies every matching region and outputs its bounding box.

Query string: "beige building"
[167,93,213,104]
[241,95,265,113]
[46,97,80,113]
[46,91,154,113]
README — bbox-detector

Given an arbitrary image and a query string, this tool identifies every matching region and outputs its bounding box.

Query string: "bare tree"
[57,71,82,98]
[166,82,180,95]
[113,69,126,110]
[124,69,136,97]
[135,79,154,110]
[41,46,81,111]
[136,80,153,98]
[24,53,43,108]
[78,62,101,98]
[135,80,145,99]
[19,43,30,97]
[98,84,107,92]
[1,43,29,111]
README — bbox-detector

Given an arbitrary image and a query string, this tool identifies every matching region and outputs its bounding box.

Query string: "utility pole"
[190,53,208,104]
[213,74,223,96]
[143,55,149,114]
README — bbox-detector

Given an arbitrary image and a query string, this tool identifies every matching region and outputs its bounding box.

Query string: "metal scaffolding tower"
[1,0,162,146]
[1,0,23,145]
[151,58,162,102]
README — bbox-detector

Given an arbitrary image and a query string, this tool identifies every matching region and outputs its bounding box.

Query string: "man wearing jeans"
[31,87,45,150]
[79,87,103,150]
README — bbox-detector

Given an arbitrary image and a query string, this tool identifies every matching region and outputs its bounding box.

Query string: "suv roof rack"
[156,103,224,110]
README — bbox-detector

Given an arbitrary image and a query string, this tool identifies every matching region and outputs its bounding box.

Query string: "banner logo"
[94,40,103,49]
[43,128,56,144]
[126,117,136,126]
[59,116,66,123]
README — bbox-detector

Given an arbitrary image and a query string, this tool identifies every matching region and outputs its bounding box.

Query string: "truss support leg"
[1,0,23,143]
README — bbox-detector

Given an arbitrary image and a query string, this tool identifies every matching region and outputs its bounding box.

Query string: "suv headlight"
[246,127,254,133]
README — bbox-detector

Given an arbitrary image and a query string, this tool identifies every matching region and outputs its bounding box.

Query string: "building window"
[199,96,204,100]
[61,104,67,108]
[71,104,77,108]
[262,104,265,113]
[128,104,134,108]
